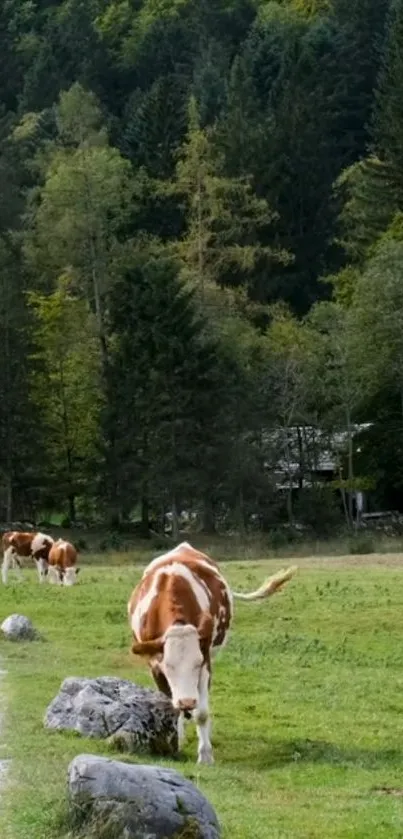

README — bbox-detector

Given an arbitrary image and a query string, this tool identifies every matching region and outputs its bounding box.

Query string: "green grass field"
[1,551,403,838]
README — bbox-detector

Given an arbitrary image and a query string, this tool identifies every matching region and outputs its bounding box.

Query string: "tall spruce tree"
[0,238,43,521]
[122,75,187,179]
[104,248,232,532]
[333,0,403,267]
[171,96,287,309]
[372,0,403,180]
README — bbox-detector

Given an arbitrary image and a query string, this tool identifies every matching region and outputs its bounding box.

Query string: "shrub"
[348,533,375,554]
[293,486,343,536]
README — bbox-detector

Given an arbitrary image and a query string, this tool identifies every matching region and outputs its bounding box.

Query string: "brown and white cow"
[1,530,54,584]
[128,541,296,765]
[48,539,80,586]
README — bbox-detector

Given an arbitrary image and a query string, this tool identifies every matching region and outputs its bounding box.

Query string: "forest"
[0,0,402,538]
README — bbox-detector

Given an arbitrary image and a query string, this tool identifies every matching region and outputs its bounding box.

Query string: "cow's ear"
[197,611,213,643]
[131,638,164,657]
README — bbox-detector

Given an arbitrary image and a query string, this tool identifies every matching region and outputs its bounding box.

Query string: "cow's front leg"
[150,660,186,750]
[177,712,186,748]
[48,565,61,584]
[35,557,47,583]
[194,664,213,765]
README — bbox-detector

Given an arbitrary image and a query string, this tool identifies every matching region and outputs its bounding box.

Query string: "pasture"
[1,551,403,837]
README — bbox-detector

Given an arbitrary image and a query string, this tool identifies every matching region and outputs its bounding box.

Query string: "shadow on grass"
[223,737,403,771]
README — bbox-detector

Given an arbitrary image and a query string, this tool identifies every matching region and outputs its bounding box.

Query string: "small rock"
[1,614,37,641]
[68,753,221,839]
[44,676,178,757]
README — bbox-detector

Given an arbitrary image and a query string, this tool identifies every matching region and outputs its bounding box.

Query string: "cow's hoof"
[197,748,214,765]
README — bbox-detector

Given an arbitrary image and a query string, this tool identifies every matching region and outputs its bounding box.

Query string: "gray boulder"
[1,614,37,641]
[68,753,220,839]
[44,676,178,756]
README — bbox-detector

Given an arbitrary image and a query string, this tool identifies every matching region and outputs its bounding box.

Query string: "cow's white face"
[63,567,78,586]
[161,624,204,711]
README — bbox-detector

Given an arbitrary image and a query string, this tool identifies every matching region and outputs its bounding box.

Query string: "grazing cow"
[128,541,296,765]
[48,539,80,586]
[1,530,54,584]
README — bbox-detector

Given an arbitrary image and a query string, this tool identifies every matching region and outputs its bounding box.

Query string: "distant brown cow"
[48,539,80,586]
[1,530,54,584]
[127,541,296,764]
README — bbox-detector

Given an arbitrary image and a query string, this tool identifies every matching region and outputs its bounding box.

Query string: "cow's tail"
[232,565,297,602]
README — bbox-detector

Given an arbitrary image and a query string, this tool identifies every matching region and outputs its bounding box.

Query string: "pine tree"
[217,54,264,177]
[122,75,187,179]
[237,6,359,311]
[335,156,399,264]
[332,0,389,160]
[191,37,230,127]
[170,96,287,307]
[372,0,403,180]
[0,238,43,520]
[334,0,403,264]
[104,248,230,530]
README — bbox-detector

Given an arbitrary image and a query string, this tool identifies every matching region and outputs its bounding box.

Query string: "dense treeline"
[1,0,403,536]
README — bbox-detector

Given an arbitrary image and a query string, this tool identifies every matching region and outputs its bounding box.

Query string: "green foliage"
[1,0,403,527]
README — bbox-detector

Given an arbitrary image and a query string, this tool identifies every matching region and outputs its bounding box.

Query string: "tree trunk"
[346,407,354,528]
[141,492,150,537]
[338,465,350,529]
[91,253,109,375]
[200,495,216,533]
[236,486,246,536]
[171,496,180,541]
[297,424,304,490]
[68,493,76,524]
[286,483,293,525]
[5,474,12,521]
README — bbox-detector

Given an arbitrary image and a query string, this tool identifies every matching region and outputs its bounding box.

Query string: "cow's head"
[47,565,61,585]
[131,611,213,711]
[63,567,79,586]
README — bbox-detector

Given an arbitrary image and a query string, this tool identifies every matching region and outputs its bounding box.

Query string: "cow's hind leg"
[2,547,13,584]
[194,665,214,765]
[12,554,23,581]
[2,547,22,584]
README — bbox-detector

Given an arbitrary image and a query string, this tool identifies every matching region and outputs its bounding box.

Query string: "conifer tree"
[334,0,403,264]
[171,96,288,306]
[372,0,403,180]
[104,248,231,530]
[122,74,187,178]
